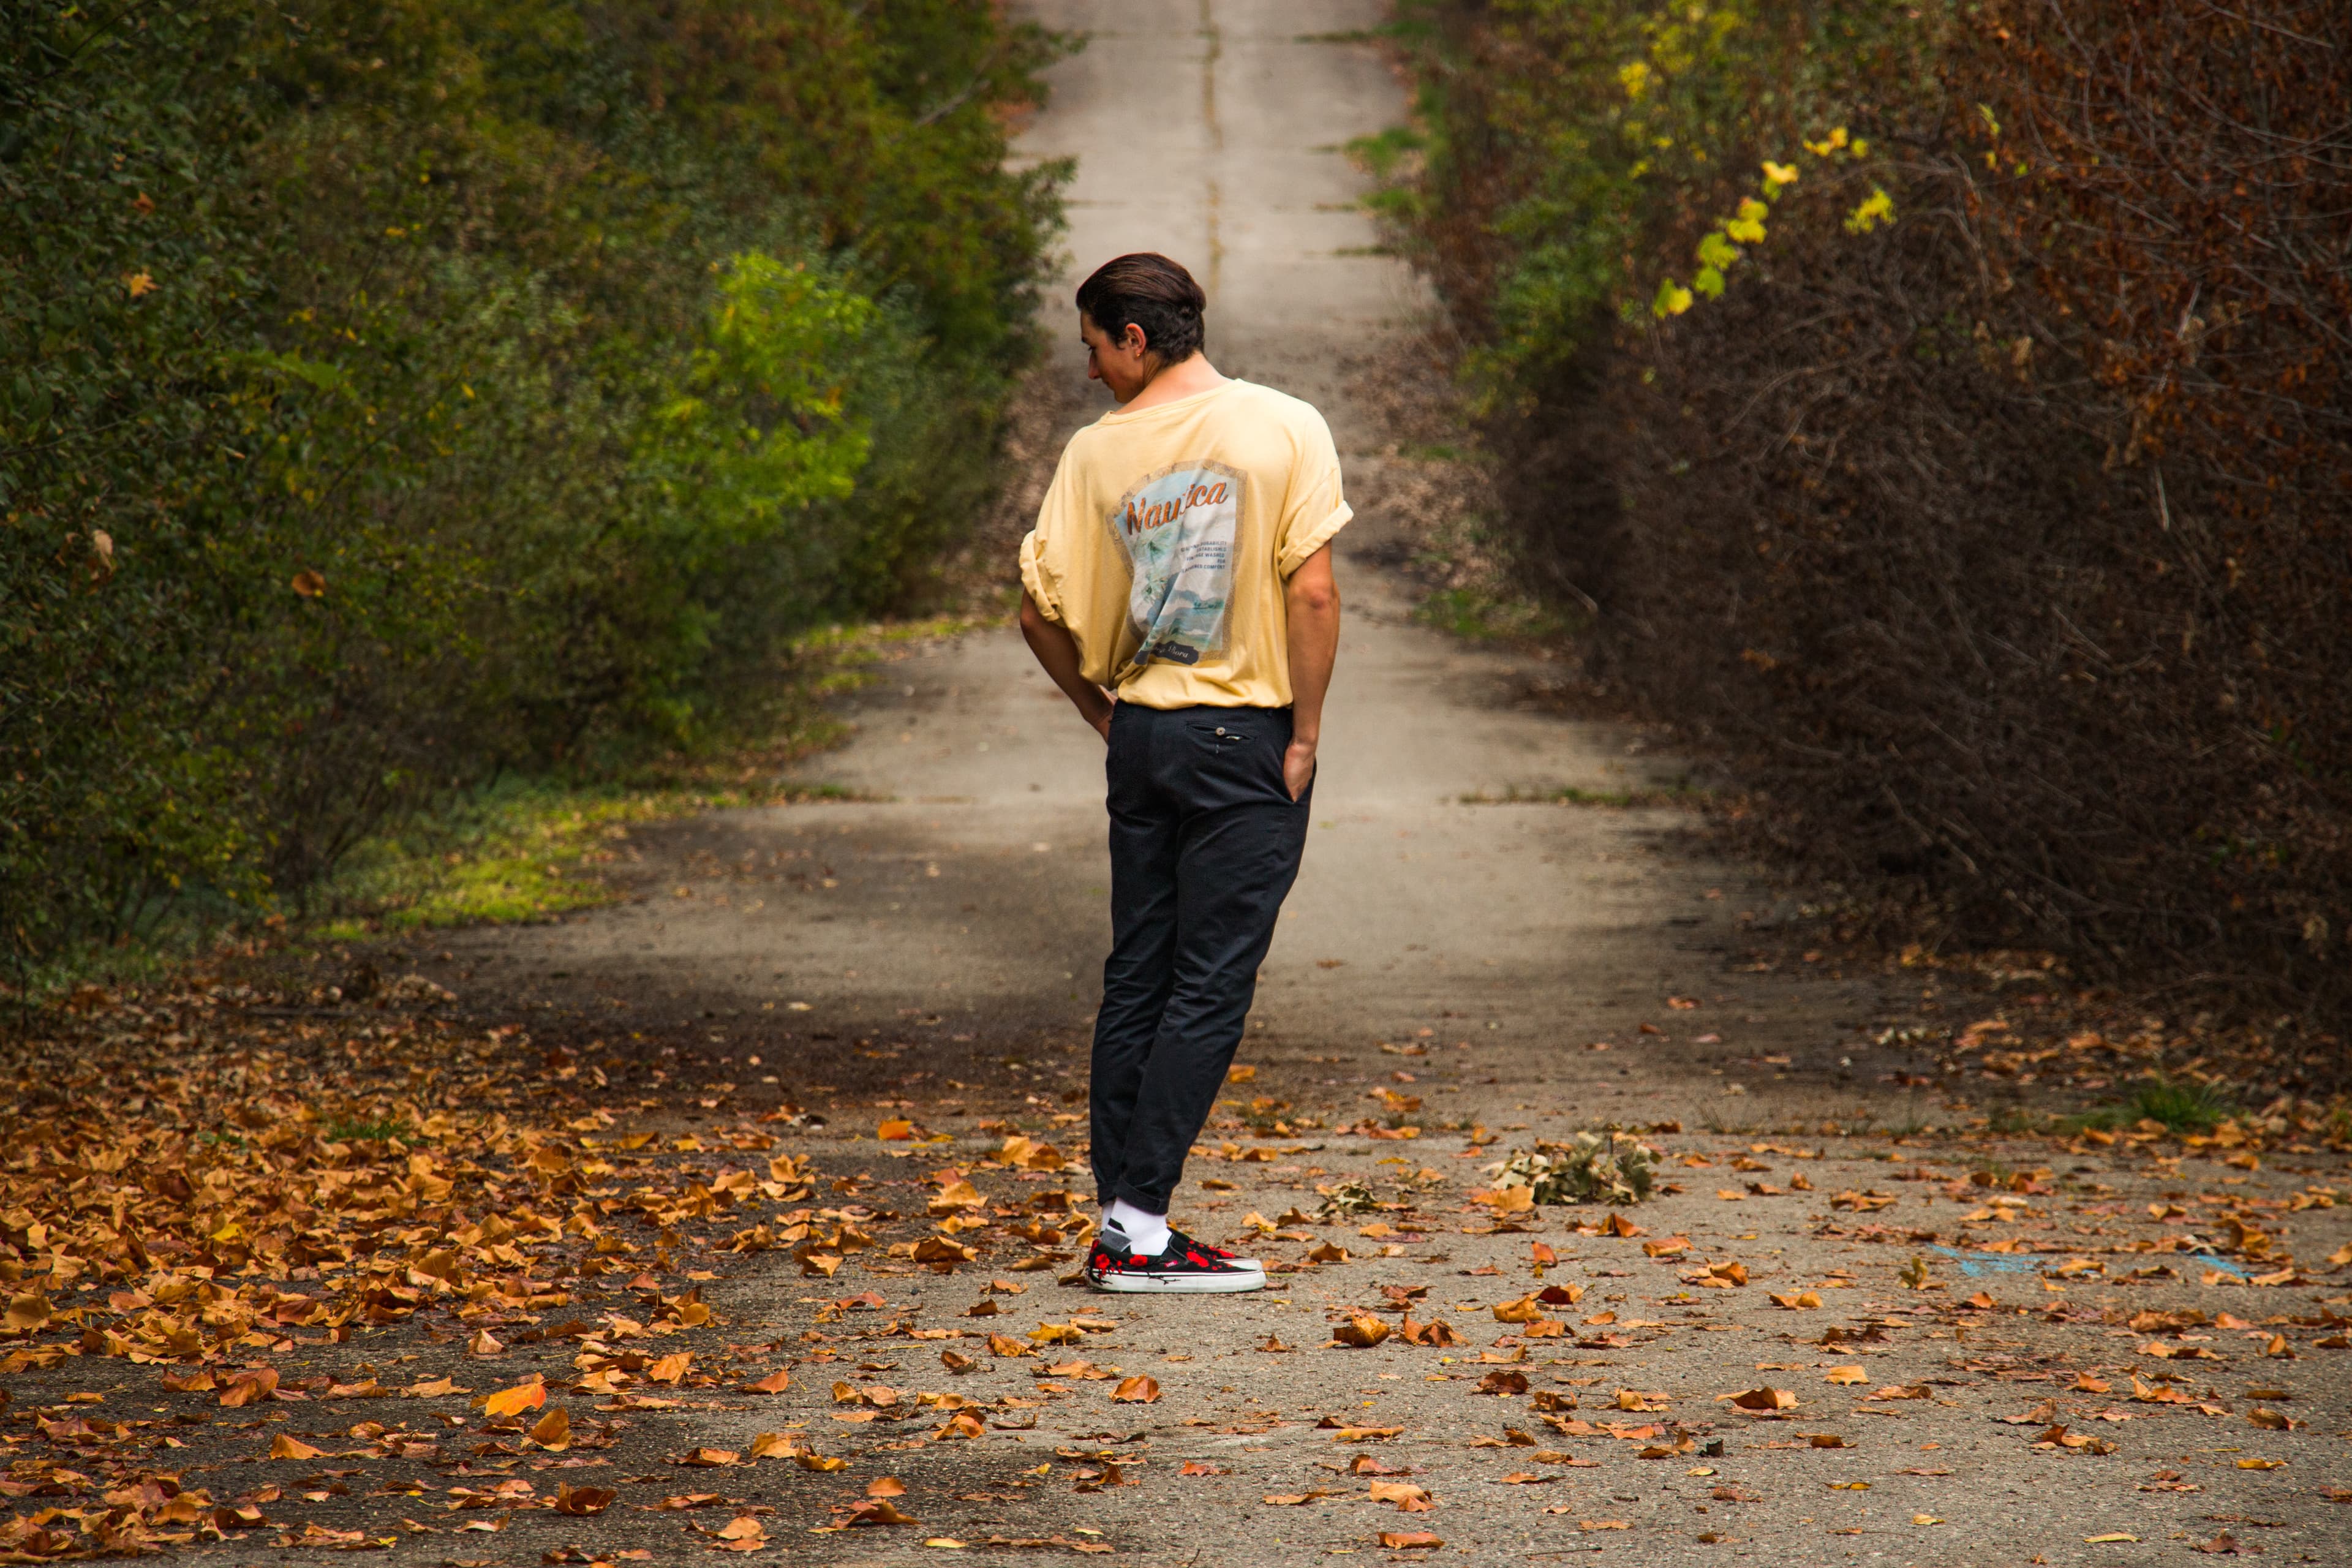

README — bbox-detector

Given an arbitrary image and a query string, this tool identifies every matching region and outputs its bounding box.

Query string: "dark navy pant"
[1090,702,1313,1215]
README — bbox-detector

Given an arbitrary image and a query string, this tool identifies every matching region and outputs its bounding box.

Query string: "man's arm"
[1020,590,1115,740]
[1282,544,1340,800]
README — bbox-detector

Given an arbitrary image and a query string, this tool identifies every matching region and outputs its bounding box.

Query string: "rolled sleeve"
[1278,498,1352,577]
[1017,529,1065,624]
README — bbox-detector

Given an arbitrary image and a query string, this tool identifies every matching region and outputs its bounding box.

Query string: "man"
[1018,253,1348,1294]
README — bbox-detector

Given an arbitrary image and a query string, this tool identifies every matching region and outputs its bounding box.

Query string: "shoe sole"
[1088,1269,1267,1295]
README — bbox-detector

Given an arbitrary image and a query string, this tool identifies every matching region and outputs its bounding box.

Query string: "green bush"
[1,0,1068,973]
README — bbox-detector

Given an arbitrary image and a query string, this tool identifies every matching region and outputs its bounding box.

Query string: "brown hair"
[1075,253,1207,363]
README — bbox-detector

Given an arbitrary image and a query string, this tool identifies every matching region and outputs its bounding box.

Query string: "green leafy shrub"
[1,0,1069,978]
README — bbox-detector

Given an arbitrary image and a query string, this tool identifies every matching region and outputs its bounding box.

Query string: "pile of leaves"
[1487,1133,1656,1206]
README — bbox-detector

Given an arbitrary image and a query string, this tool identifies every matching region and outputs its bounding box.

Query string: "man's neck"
[1120,353,1229,412]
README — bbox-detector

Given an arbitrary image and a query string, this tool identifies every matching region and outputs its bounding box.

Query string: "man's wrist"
[1289,730,1319,750]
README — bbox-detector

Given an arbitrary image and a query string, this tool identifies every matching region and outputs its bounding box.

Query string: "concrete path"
[423,7,2352,1564]
[447,0,1889,1129]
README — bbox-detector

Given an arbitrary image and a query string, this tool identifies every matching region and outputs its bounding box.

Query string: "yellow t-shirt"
[1017,379,1351,709]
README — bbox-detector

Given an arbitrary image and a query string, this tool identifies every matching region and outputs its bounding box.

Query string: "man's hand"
[1283,736,1317,801]
[1020,589,1115,740]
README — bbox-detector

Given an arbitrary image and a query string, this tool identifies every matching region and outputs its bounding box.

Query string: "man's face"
[1080,312,1155,404]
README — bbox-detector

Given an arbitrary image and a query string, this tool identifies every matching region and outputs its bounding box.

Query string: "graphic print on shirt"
[1105,459,1245,670]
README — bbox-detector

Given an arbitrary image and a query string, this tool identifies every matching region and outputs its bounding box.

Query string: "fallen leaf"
[1111,1376,1161,1404]
[1332,1315,1391,1348]
[483,1379,547,1419]
[1728,1387,1796,1411]
[744,1368,792,1394]
[269,1433,323,1461]
[1378,1531,1442,1549]
[220,1368,279,1408]
[553,1484,614,1517]
[1370,1481,1433,1511]
[1825,1366,1868,1385]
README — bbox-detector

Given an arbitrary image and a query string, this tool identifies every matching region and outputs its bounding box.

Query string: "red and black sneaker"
[1083,1228,1266,1294]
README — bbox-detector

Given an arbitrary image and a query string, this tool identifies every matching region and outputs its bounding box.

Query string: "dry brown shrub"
[1469,1,2351,1032]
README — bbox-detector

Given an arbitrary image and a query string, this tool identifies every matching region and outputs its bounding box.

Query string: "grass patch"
[1414,586,1578,643]
[2070,1077,2236,1134]
[1459,781,1706,809]
[1342,124,1426,179]
[323,1114,415,1144]
[317,616,987,938]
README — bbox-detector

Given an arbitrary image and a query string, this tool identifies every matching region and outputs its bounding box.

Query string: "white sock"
[1104,1197,1170,1256]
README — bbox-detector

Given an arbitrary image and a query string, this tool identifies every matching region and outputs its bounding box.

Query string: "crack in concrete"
[1200,0,1223,297]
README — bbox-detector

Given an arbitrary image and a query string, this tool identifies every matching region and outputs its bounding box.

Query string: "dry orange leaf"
[744,1368,792,1394]
[1112,1375,1162,1403]
[483,1379,547,1419]
[1379,1532,1442,1550]
[1332,1314,1392,1348]
[1729,1387,1797,1411]
[220,1369,279,1408]
[529,1406,570,1449]
[554,1483,614,1516]
[1825,1366,1868,1385]
[268,1433,323,1461]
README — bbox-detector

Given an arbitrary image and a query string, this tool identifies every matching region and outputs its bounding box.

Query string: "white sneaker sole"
[1090,1268,1267,1294]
